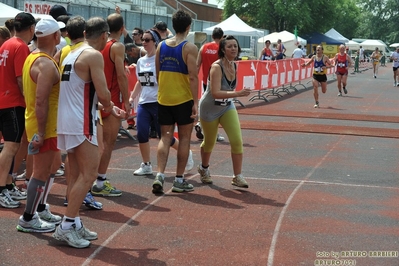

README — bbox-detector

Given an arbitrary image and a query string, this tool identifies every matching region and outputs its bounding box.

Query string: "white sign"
[24,1,67,15]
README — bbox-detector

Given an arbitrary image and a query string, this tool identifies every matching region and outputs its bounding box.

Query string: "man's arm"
[31,57,60,138]
[196,45,203,73]
[112,42,130,115]
[87,51,113,112]
[155,44,161,83]
[185,43,199,118]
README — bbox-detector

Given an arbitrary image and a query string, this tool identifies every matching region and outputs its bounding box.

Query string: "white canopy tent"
[325,28,349,43]
[257,30,307,58]
[389,43,399,48]
[0,2,23,26]
[345,40,360,50]
[0,3,55,28]
[360,39,389,53]
[203,14,264,37]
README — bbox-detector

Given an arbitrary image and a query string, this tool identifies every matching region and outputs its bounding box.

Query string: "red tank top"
[101,39,121,105]
[200,42,219,84]
[336,53,347,71]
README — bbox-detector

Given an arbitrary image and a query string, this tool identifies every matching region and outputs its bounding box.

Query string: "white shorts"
[57,134,98,153]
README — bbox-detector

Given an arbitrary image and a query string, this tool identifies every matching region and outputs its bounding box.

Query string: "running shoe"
[17,213,55,233]
[38,204,62,224]
[134,162,153,176]
[55,169,64,177]
[83,192,103,210]
[8,186,27,200]
[197,165,213,184]
[194,122,204,140]
[314,102,319,108]
[15,170,26,181]
[216,134,225,142]
[337,92,342,97]
[77,224,98,240]
[172,180,194,193]
[185,150,194,172]
[91,180,122,197]
[152,173,164,194]
[0,189,20,208]
[394,82,397,87]
[343,87,347,94]
[53,224,90,248]
[232,174,249,188]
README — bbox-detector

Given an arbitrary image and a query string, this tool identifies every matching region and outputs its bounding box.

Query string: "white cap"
[35,18,65,37]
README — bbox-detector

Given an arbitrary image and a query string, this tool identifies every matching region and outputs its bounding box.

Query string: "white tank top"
[57,45,98,138]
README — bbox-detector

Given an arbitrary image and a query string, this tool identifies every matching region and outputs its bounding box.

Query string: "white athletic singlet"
[57,44,99,149]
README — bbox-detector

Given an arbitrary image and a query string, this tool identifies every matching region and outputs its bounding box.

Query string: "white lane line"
[82,174,199,266]
[267,137,343,266]
[108,167,399,191]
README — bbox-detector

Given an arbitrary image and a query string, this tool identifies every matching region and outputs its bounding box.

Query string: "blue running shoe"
[83,192,103,210]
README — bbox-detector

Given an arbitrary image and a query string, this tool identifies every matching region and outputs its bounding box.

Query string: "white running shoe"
[134,163,153,176]
[77,224,98,240]
[337,92,342,97]
[8,186,27,200]
[216,134,225,142]
[314,102,319,108]
[0,189,20,208]
[185,150,194,171]
[53,225,91,248]
[17,213,56,233]
[38,204,62,224]
[232,174,249,188]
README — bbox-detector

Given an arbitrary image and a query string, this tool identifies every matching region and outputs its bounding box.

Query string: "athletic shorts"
[35,137,59,153]
[313,74,327,83]
[58,134,98,153]
[335,70,348,76]
[158,100,194,126]
[393,66,398,72]
[0,106,25,143]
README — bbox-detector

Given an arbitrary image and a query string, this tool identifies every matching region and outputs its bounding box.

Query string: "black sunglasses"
[141,38,154,43]
[132,32,139,36]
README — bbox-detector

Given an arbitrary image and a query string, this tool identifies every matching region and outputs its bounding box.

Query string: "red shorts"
[39,137,59,153]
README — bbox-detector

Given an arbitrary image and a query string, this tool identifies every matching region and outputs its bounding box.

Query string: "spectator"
[49,4,71,20]
[292,44,305,58]
[0,26,11,47]
[5,19,15,36]
[153,21,173,40]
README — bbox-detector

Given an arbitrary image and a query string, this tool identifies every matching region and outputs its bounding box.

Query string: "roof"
[303,32,343,45]
[325,28,349,43]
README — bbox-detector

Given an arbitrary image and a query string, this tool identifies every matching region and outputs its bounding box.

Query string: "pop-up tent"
[359,39,388,52]
[345,40,360,50]
[0,3,55,27]
[303,32,343,45]
[257,30,307,58]
[0,2,23,26]
[325,28,349,43]
[389,43,399,48]
[203,14,264,37]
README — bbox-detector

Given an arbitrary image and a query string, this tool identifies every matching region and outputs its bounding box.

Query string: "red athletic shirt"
[200,42,219,85]
[101,39,121,107]
[0,37,30,109]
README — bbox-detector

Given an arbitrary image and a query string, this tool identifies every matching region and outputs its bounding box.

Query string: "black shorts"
[0,106,25,143]
[393,66,398,72]
[158,100,194,126]
[313,74,327,83]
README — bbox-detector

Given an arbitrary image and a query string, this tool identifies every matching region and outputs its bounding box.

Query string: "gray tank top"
[199,61,236,122]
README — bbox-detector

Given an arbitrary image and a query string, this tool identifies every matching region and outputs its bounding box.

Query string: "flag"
[294,25,298,46]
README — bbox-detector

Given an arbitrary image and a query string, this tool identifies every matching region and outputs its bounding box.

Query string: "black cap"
[14,12,36,29]
[154,21,167,31]
[49,5,72,20]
